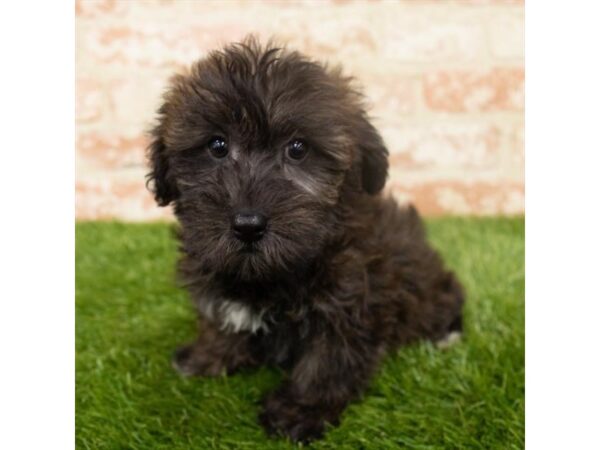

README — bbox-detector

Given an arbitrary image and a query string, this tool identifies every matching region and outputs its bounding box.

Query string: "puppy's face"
[148,40,388,281]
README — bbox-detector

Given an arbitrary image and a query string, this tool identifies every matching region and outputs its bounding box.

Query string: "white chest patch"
[219,301,267,333]
[197,296,268,334]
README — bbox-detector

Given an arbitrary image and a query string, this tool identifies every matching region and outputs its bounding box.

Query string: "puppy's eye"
[286,139,308,161]
[207,137,228,158]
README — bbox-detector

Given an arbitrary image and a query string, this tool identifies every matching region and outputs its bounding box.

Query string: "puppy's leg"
[433,271,465,349]
[172,321,260,377]
[259,325,381,442]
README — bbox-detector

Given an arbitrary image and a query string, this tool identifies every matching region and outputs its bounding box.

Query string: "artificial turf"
[76,217,524,449]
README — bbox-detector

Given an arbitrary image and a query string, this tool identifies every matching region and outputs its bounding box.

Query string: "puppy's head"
[147,37,388,280]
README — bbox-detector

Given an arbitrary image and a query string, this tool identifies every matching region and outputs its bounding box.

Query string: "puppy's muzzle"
[232,212,267,243]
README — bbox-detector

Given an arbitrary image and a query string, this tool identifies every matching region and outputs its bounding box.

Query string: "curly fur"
[147,37,465,443]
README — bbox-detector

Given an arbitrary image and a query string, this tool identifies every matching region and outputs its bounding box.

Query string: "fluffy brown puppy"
[147,37,464,443]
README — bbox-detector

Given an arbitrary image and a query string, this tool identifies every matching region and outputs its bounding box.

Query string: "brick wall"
[75,0,524,220]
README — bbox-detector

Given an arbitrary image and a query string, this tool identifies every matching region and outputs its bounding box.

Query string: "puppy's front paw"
[259,390,331,443]
[171,344,224,377]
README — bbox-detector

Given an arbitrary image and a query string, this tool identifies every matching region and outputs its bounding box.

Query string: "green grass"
[76,217,524,449]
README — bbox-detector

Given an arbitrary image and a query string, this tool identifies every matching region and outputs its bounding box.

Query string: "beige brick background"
[75,0,524,220]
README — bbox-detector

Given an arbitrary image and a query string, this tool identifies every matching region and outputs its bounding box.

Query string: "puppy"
[147,37,464,443]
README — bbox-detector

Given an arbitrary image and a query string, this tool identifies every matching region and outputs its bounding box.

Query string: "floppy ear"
[355,115,389,195]
[146,132,179,206]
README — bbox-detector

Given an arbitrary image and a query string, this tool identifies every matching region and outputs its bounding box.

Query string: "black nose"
[232,212,267,242]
